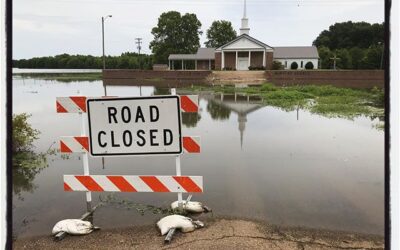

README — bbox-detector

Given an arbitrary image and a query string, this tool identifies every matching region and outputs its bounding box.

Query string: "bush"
[260,83,278,91]
[12,113,40,152]
[290,62,298,70]
[271,61,284,70]
[248,66,266,70]
[223,67,236,71]
[305,61,314,70]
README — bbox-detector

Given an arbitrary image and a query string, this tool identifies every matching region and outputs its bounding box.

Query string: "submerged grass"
[186,83,384,120]
[13,72,102,82]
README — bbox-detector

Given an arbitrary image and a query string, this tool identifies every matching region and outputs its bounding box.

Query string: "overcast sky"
[13,0,384,59]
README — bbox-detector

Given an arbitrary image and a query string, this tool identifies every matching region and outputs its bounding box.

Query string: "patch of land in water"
[184,83,385,122]
[13,218,384,250]
[13,72,102,82]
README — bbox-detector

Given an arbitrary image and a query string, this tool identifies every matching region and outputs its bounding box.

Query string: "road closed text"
[87,97,182,156]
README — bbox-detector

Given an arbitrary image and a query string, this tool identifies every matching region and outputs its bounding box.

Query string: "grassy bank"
[186,83,384,121]
[13,72,102,82]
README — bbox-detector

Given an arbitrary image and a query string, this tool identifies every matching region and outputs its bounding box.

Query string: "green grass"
[13,72,102,82]
[184,83,385,120]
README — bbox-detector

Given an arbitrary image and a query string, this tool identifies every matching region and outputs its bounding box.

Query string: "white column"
[221,51,225,69]
[236,51,238,70]
[248,51,251,70]
[263,50,266,68]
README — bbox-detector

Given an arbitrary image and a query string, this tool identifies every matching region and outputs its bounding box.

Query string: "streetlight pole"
[101,15,111,170]
[102,15,112,70]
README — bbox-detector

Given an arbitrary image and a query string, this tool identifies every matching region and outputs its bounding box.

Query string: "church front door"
[237,57,249,71]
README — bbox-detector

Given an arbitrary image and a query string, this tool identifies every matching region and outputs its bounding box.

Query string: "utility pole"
[135,38,142,69]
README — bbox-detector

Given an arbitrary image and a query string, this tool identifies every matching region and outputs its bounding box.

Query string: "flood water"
[12,77,384,238]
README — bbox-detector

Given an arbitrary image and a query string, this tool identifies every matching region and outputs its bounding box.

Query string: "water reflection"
[13,151,48,200]
[152,87,171,96]
[182,113,201,128]
[206,100,231,121]
[204,92,263,148]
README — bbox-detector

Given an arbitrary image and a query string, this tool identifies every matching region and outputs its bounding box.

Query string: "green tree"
[271,61,284,70]
[349,47,365,69]
[336,49,352,69]
[313,21,384,50]
[205,20,237,48]
[361,46,383,69]
[318,46,333,69]
[149,11,202,64]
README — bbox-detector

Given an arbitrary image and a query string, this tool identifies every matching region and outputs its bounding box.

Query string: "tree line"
[313,21,384,69]
[13,52,153,70]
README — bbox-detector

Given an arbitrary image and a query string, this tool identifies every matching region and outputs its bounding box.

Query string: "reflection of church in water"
[204,92,263,149]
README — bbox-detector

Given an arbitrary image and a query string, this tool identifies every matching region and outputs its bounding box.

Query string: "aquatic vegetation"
[13,150,48,199]
[13,73,102,82]
[185,83,384,121]
[99,194,177,216]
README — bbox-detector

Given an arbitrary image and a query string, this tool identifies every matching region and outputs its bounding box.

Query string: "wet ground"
[12,77,384,239]
[13,218,384,250]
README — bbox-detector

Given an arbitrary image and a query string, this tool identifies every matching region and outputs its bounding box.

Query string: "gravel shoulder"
[13,218,384,250]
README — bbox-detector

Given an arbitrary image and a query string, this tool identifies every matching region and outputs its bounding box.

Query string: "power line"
[135,38,142,69]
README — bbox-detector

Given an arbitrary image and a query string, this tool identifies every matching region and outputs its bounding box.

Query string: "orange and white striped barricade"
[57,91,202,213]
[64,175,203,193]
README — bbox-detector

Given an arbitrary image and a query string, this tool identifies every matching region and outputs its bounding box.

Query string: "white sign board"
[87,96,182,156]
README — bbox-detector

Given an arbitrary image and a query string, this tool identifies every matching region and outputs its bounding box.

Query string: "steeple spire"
[240,0,250,35]
[244,0,247,18]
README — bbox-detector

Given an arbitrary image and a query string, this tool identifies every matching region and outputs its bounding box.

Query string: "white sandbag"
[157,215,204,235]
[52,219,94,235]
[171,201,205,213]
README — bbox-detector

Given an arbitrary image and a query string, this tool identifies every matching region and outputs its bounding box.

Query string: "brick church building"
[168,0,319,71]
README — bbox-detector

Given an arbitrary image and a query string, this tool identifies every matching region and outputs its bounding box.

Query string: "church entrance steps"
[208,71,266,84]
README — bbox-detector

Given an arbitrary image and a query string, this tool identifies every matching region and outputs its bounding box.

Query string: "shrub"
[223,67,236,71]
[12,113,40,152]
[290,62,298,70]
[305,61,314,70]
[271,61,284,70]
[248,66,266,70]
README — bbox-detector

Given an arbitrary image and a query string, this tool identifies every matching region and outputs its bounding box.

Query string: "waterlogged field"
[12,77,384,238]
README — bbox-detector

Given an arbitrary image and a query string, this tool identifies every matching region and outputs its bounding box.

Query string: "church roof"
[216,34,273,51]
[168,48,215,60]
[273,46,319,59]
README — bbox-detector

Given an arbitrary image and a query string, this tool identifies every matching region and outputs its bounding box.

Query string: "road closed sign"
[87,96,182,156]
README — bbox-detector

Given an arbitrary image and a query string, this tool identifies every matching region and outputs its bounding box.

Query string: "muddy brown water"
[12,77,384,238]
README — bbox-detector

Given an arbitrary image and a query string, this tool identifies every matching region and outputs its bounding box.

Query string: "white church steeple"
[240,0,250,35]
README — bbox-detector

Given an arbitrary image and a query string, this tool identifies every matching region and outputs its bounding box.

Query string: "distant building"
[168,0,319,71]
